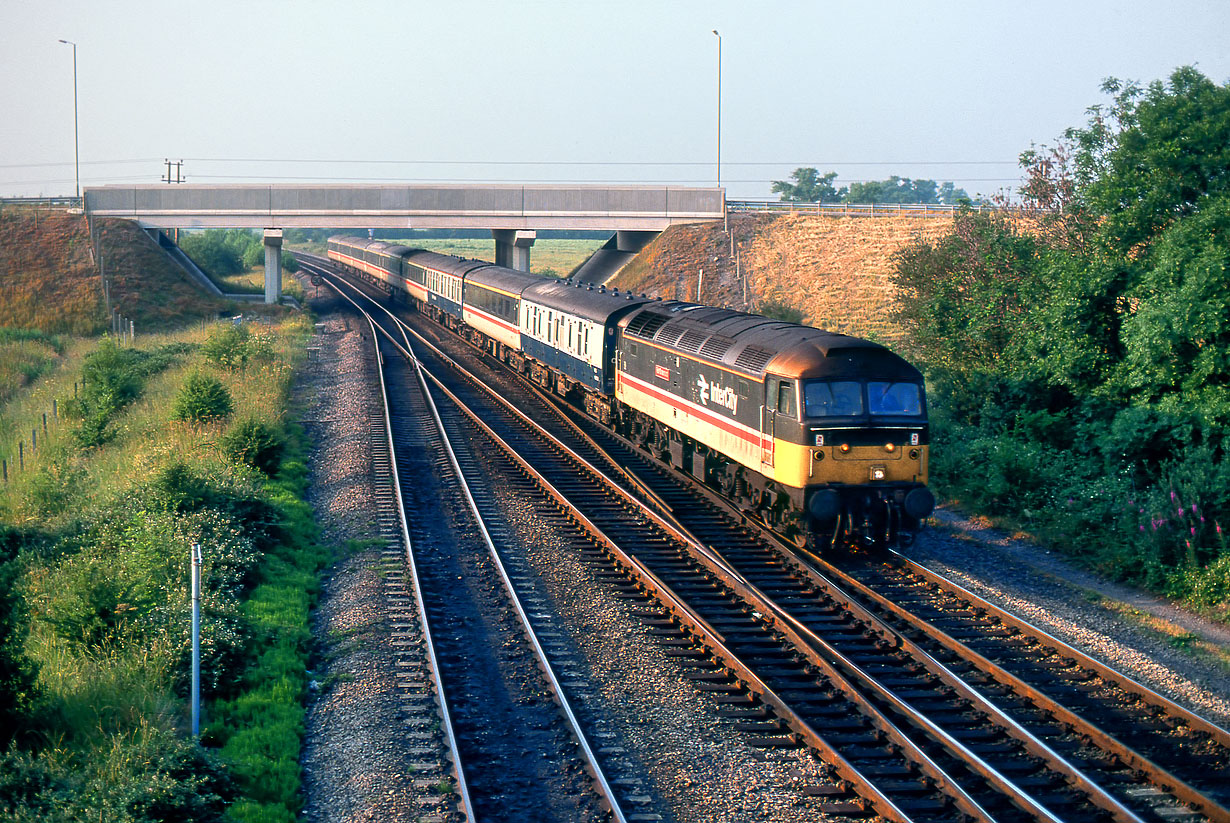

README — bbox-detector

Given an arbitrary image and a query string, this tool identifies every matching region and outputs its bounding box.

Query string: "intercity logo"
[696,374,738,414]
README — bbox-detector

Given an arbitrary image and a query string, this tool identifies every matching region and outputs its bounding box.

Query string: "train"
[326,234,935,550]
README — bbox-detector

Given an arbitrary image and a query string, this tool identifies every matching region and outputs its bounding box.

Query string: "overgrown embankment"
[611,212,956,343]
[0,208,228,335]
[0,319,325,822]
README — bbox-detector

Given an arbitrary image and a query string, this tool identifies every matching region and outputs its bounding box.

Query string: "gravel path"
[295,304,446,823]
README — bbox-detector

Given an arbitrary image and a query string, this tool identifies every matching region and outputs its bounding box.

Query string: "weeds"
[1,314,322,821]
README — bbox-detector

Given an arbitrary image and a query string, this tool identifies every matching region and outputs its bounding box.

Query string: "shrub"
[758,299,804,323]
[61,339,189,447]
[0,529,39,746]
[171,373,234,424]
[221,419,284,476]
[24,460,85,518]
[202,324,274,373]
[0,726,236,822]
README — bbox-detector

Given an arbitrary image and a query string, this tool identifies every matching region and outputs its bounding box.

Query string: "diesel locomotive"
[327,235,935,549]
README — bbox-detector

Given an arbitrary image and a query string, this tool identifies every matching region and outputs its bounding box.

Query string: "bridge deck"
[84,184,725,230]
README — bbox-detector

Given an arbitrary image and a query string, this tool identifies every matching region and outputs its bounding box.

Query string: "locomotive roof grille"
[655,326,687,347]
[734,345,776,373]
[625,311,671,339]
[677,329,709,354]
[698,334,736,360]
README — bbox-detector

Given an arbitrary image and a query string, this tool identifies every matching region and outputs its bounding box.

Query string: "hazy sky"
[3,0,1228,200]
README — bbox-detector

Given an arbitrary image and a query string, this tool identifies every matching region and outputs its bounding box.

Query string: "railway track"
[335,274,629,822]
[305,255,1230,823]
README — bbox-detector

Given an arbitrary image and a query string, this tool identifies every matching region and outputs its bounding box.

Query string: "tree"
[892,210,1042,375]
[1068,66,1230,259]
[845,176,969,205]
[1118,195,1230,417]
[771,168,846,203]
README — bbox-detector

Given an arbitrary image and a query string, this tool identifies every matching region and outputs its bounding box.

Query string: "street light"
[58,39,80,203]
[711,29,721,190]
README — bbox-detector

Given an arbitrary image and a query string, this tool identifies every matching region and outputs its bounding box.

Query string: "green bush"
[891,69,1230,618]
[0,529,39,747]
[24,459,85,518]
[0,726,235,823]
[220,419,284,476]
[171,373,234,424]
[61,339,189,448]
[202,325,253,371]
[201,324,274,373]
[758,299,804,323]
[180,230,259,279]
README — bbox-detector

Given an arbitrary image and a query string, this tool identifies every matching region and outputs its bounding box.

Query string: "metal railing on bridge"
[726,200,1026,218]
[0,196,82,209]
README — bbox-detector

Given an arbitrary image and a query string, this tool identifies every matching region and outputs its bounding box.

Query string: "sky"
[3,0,1228,201]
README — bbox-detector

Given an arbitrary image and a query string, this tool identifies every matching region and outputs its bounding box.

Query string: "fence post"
[18,442,23,471]
[191,542,202,737]
[2,459,6,483]
[53,399,58,419]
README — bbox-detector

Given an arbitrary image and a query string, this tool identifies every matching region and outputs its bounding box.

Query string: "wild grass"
[398,238,606,278]
[212,266,307,303]
[1,312,320,821]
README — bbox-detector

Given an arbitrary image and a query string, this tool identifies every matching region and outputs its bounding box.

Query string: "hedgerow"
[896,67,1230,620]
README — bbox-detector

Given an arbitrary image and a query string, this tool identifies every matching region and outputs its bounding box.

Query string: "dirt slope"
[612,212,956,344]
[0,208,227,334]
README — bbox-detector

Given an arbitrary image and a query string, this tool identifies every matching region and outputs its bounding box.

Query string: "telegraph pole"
[162,159,185,184]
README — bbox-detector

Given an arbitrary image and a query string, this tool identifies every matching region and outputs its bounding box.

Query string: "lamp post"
[711,29,721,190]
[58,39,80,204]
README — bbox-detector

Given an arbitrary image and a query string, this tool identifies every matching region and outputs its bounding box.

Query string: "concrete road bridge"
[84,184,725,302]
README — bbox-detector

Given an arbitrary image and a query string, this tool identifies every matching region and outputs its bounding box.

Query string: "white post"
[697,267,703,301]
[191,541,202,737]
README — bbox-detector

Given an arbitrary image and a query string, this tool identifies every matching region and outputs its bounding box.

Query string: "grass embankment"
[0,208,230,336]
[0,318,325,822]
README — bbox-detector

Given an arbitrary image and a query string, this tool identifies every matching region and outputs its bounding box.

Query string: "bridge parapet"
[84,184,725,230]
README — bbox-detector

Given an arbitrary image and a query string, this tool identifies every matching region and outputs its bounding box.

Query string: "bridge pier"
[493,229,536,272]
[263,228,282,304]
[615,230,658,253]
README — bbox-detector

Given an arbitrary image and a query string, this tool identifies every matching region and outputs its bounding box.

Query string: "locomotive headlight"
[839,443,851,453]
[884,442,896,453]
[871,466,886,481]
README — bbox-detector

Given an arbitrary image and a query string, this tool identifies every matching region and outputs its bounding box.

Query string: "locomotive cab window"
[776,380,796,417]
[804,381,864,418]
[868,381,923,416]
